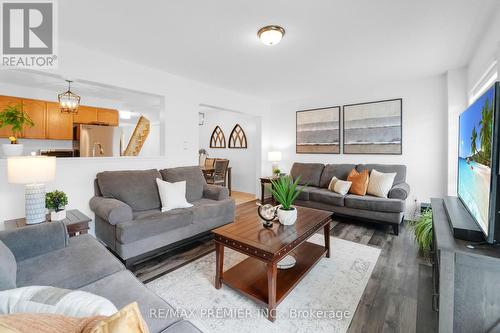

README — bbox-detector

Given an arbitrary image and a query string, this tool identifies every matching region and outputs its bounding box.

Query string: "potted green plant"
[46,190,69,221]
[0,103,34,156]
[273,168,281,176]
[269,176,306,225]
[410,208,433,253]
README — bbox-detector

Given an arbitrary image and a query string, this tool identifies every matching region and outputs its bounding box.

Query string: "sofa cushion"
[16,235,124,290]
[190,198,235,225]
[344,194,405,213]
[80,270,181,333]
[319,164,356,188]
[160,166,206,202]
[0,240,16,291]
[290,163,325,187]
[296,185,310,201]
[308,188,345,207]
[97,169,162,212]
[356,164,406,185]
[117,209,193,244]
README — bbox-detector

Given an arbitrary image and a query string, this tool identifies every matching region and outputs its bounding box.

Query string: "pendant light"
[58,80,80,113]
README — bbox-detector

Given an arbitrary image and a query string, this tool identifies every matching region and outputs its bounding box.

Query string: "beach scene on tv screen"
[458,85,495,234]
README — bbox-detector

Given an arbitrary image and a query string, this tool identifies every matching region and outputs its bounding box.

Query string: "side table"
[260,176,279,204]
[4,209,91,237]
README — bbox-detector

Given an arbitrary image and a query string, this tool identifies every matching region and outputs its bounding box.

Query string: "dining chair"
[206,159,229,187]
[204,158,215,168]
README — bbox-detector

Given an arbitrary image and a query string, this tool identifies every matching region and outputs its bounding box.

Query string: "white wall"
[260,75,448,215]
[0,40,268,224]
[466,5,500,94]
[199,108,260,195]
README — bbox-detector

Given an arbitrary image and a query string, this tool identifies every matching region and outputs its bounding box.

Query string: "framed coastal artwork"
[296,106,340,154]
[343,99,402,155]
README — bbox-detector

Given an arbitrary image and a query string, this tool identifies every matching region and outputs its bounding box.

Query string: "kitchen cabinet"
[46,102,73,140]
[22,99,46,139]
[97,108,119,126]
[0,96,23,138]
[73,106,98,124]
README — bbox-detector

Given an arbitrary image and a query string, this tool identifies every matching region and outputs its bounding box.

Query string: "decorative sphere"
[258,204,276,222]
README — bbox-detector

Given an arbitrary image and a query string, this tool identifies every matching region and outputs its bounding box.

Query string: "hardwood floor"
[231,190,257,205]
[133,200,437,332]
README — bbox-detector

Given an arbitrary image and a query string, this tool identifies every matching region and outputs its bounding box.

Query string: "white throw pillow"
[327,176,339,191]
[156,178,193,212]
[0,286,117,317]
[367,169,397,198]
[333,179,352,196]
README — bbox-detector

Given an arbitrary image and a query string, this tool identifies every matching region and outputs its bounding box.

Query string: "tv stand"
[443,196,484,242]
[431,198,500,333]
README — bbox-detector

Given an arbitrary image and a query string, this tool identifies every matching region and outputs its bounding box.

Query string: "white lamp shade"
[8,156,56,184]
[268,151,282,162]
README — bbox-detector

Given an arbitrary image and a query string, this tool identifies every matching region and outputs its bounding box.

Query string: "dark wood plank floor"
[133,200,438,332]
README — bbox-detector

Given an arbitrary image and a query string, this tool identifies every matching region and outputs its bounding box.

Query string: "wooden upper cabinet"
[46,102,73,140]
[73,106,97,124]
[97,108,119,126]
[22,99,46,139]
[0,96,23,138]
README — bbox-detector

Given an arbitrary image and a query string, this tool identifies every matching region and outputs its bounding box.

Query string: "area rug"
[147,234,381,333]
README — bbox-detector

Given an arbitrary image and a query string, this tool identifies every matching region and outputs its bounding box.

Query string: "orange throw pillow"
[347,169,369,196]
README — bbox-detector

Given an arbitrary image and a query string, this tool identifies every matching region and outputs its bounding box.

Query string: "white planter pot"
[277,207,297,225]
[2,144,23,157]
[50,210,66,221]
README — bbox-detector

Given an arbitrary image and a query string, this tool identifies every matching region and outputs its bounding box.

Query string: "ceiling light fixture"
[58,80,80,114]
[257,25,285,46]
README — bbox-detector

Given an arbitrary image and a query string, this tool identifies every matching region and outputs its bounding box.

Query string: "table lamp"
[267,151,282,176]
[7,156,56,224]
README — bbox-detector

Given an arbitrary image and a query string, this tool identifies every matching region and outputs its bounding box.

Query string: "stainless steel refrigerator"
[73,124,115,157]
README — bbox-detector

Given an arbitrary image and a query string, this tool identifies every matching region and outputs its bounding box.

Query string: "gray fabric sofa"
[290,163,410,235]
[90,166,235,266]
[0,222,201,333]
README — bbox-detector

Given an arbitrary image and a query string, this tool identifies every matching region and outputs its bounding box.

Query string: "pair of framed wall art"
[296,98,402,155]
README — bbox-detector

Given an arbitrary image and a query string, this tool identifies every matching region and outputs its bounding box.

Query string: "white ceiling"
[59,0,498,101]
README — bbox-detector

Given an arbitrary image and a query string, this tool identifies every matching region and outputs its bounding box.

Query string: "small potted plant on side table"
[0,103,34,157]
[46,190,69,221]
[270,176,306,225]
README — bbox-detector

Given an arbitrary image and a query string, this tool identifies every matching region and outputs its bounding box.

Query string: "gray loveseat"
[290,163,410,235]
[90,166,235,266]
[0,222,201,333]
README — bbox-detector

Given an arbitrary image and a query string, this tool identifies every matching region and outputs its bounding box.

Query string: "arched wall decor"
[210,126,226,148]
[228,123,247,149]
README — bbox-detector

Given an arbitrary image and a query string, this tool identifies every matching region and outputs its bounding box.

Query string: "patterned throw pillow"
[347,169,370,196]
[0,286,117,317]
[327,176,339,191]
[0,302,149,333]
[367,169,397,198]
[327,177,352,195]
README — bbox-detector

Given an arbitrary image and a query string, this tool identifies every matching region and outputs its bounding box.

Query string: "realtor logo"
[1,0,57,68]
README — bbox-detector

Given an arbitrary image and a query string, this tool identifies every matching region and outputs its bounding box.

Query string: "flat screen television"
[458,82,500,243]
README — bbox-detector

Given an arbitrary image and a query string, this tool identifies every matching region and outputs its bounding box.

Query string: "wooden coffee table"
[212,205,332,321]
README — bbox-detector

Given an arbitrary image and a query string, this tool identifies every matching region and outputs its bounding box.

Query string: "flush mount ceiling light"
[257,25,285,46]
[58,80,80,114]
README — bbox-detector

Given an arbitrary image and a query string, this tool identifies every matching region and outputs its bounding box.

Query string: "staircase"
[123,116,150,156]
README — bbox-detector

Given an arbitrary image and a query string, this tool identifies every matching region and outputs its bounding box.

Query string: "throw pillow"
[87,302,149,333]
[327,176,339,192]
[0,313,103,333]
[333,179,352,196]
[0,240,16,291]
[156,178,193,212]
[347,169,369,196]
[0,302,149,333]
[0,286,117,317]
[367,169,397,198]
